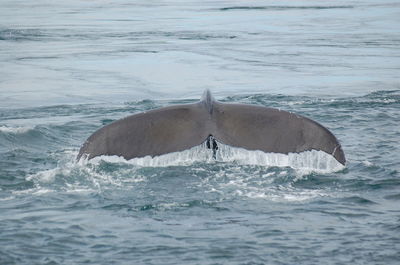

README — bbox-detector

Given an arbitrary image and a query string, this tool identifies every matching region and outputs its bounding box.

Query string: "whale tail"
[78,90,345,165]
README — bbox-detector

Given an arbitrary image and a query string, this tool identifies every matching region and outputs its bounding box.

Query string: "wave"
[20,140,345,202]
[228,90,400,109]
[23,153,336,205]
[219,6,354,11]
[0,126,33,134]
[0,28,47,41]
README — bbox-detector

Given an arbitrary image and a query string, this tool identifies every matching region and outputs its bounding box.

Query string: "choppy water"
[1,0,400,264]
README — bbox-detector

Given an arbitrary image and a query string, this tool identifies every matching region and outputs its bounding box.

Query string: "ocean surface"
[1,0,399,264]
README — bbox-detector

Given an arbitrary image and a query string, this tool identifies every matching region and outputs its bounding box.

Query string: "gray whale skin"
[78,90,346,165]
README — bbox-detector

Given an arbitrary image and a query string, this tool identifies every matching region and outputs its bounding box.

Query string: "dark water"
[1,0,400,264]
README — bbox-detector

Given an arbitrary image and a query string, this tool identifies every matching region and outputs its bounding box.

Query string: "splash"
[24,141,344,199]
[84,141,345,173]
[24,150,147,196]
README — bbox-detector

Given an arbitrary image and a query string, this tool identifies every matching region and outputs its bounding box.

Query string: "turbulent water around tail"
[1,91,399,264]
[1,0,400,264]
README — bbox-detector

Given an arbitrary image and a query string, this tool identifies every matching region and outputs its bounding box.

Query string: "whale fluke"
[78,90,345,165]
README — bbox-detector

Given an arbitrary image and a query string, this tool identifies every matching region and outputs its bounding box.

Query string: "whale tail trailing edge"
[212,102,345,165]
[77,102,210,160]
[78,91,345,165]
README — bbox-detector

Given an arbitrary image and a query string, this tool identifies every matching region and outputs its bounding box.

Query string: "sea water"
[1,0,399,264]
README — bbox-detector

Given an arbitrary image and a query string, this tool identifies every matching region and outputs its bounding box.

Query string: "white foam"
[83,141,345,173]
[23,147,340,202]
[263,188,329,202]
[26,168,58,183]
[0,125,32,134]
[362,160,373,167]
[204,170,330,202]
[85,143,215,167]
[25,149,149,196]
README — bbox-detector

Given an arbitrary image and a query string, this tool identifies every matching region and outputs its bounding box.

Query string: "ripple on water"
[1,91,399,264]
